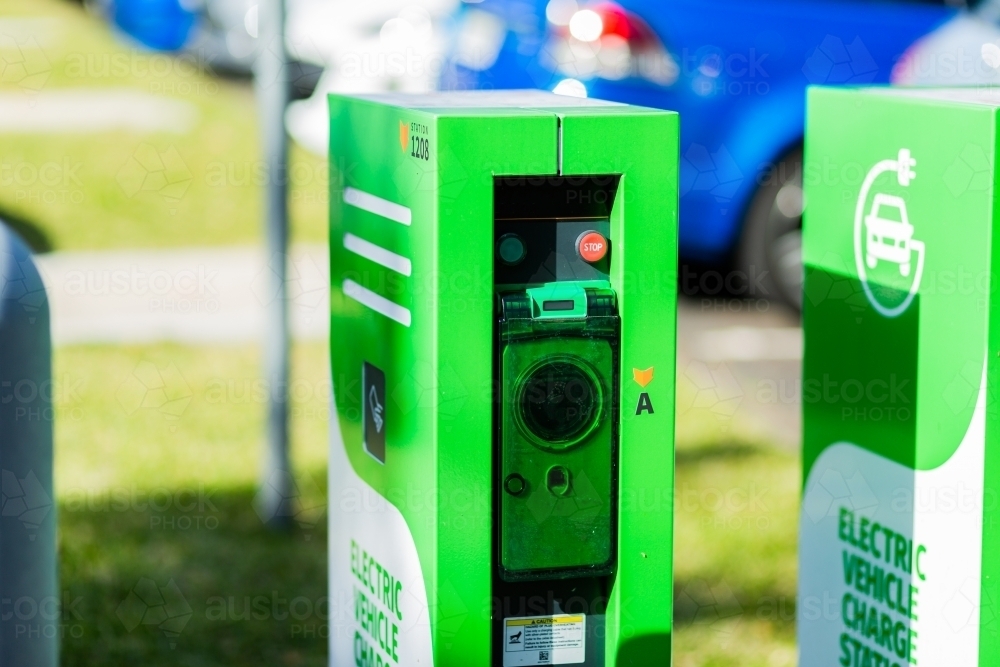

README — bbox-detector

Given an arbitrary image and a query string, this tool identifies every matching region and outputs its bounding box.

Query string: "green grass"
[60,487,327,667]
[54,342,328,490]
[55,341,330,665]
[0,0,328,251]
[672,441,799,667]
[671,377,800,666]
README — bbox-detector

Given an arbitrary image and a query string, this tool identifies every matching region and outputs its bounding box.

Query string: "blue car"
[442,0,1000,307]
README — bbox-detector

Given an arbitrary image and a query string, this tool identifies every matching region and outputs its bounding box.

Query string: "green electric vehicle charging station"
[326,91,677,667]
[799,87,1000,666]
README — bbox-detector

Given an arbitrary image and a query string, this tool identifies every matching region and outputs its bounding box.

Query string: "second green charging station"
[327,91,677,667]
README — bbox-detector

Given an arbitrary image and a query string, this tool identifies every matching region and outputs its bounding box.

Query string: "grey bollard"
[0,223,57,666]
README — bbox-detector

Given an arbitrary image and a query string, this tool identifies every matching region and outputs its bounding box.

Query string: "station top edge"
[812,85,1000,109]
[329,89,672,117]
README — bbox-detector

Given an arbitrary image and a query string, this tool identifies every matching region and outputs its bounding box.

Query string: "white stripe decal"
[342,279,411,327]
[343,187,411,226]
[343,233,412,276]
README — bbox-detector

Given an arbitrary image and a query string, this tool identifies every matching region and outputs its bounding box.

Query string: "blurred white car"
[88,0,459,154]
[285,0,459,155]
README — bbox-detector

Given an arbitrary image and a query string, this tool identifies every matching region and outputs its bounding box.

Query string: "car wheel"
[737,147,804,311]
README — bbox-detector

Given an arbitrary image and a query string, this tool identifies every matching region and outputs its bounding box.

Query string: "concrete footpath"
[33,244,328,344]
[676,297,802,450]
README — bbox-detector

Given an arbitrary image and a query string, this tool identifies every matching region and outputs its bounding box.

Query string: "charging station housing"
[327,91,677,667]
[799,87,1000,667]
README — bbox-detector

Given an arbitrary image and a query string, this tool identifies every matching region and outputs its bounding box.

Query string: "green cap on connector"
[526,282,588,319]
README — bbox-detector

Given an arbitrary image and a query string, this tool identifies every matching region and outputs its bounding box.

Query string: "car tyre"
[737,147,804,311]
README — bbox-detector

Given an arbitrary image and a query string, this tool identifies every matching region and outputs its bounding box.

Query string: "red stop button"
[577,231,608,263]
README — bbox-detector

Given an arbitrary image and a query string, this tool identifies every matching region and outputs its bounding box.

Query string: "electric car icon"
[863,193,914,277]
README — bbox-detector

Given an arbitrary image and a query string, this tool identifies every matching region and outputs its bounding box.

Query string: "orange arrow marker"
[633,367,654,388]
[399,121,409,152]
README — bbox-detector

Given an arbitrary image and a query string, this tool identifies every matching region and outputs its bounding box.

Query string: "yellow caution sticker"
[502,614,586,666]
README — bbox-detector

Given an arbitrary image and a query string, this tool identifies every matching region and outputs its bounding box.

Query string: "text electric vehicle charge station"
[326,91,677,667]
[799,87,1000,667]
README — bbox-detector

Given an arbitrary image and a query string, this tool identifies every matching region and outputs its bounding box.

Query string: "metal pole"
[253,0,292,528]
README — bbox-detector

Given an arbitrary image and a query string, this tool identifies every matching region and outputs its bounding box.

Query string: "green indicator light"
[498,233,526,265]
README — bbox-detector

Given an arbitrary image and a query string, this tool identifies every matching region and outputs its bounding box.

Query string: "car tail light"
[542,1,677,85]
